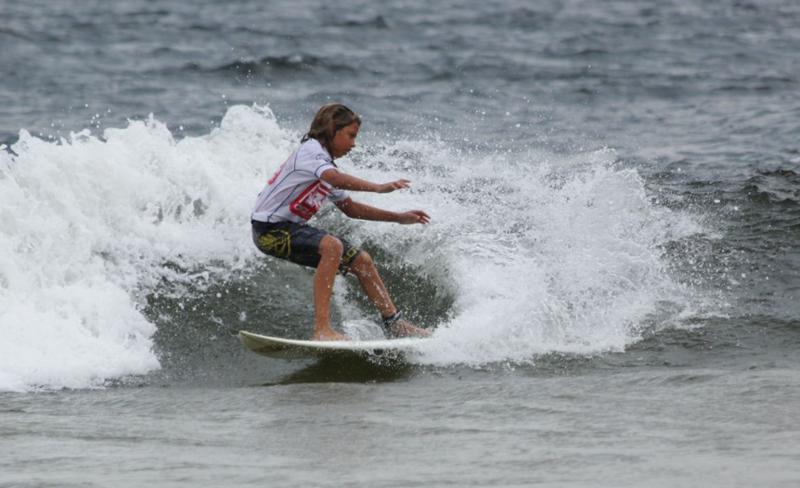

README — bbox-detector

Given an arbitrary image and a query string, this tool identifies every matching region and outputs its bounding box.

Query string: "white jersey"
[251,138,349,223]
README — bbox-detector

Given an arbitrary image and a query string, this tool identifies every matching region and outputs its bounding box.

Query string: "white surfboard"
[238,329,429,360]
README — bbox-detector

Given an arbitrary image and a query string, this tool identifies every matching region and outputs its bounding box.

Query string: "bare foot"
[312,327,347,341]
[388,319,432,338]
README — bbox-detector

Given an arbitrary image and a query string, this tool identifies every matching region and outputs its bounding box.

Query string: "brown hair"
[301,103,361,152]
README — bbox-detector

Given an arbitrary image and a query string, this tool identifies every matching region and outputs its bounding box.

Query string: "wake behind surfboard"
[238,329,430,360]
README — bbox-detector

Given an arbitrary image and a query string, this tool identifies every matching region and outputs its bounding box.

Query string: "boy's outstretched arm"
[335,198,430,225]
[321,169,409,193]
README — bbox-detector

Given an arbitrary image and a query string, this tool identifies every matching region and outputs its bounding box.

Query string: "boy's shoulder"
[298,138,332,165]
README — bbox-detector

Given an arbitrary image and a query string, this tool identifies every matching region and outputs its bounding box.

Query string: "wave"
[742,169,800,205]
[0,105,293,391]
[180,54,356,76]
[0,105,706,390]
[334,15,390,28]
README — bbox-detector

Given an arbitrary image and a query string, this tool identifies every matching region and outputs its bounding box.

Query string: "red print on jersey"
[289,181,331,220]
[267,160,287,185]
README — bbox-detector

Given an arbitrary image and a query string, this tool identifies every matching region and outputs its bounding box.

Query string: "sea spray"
[0,105,292,391]
[1,104,705,389]
[335,142,704,365]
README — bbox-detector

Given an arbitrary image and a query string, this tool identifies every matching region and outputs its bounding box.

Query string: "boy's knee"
[354,250,373,267]
[319,235,344,257]
[351,251,376,274]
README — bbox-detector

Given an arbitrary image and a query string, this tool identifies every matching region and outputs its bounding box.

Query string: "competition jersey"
[251,138,349,223]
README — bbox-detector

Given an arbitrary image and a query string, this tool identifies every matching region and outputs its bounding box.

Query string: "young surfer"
[251,103,431,341]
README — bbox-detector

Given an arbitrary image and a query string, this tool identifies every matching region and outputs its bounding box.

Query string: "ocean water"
[1,0,799,486]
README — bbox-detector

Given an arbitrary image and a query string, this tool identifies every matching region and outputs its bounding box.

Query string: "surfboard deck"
[238,329,430,360]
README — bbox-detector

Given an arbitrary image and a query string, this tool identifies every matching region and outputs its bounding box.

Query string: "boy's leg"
[349,251,395,317]
[349,252,431,338]
[313,235,347,341]
[252,222,351,340]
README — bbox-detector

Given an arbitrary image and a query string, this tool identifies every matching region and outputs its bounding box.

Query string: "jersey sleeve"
[312,158,347,201]
[295,142,336,177]
[312,155,336,178]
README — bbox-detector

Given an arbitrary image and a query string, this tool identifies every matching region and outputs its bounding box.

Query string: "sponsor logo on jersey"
[289,181,332,220]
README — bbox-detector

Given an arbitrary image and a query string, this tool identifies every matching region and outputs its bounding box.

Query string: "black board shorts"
[251,220,362,275]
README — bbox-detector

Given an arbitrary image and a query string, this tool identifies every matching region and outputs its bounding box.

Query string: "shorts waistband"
[252,219,294,233]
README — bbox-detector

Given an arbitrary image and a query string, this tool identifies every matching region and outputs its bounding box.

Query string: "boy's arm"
[320,169,409,193]
[335,198,430,225]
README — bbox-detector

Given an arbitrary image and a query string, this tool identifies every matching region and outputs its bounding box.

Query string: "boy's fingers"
[412,210,430,223]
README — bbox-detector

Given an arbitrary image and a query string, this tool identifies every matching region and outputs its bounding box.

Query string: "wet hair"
[301,103,361,152]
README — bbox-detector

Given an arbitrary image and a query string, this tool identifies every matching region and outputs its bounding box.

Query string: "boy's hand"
[397,210,431,225]
[377,179,411,193]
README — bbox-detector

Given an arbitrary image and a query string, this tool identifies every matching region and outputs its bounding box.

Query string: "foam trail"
[336,142,704,365]
[0,105,292,391]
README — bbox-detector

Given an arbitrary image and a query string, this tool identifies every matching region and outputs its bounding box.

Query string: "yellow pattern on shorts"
[342,246,360,266]
[257,230,291,258]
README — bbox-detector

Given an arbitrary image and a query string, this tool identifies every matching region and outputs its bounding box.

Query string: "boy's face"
[330,122,359,158]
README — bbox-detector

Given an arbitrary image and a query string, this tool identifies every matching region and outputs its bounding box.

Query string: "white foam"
[0,105,293,391]
[337,142,704,365]
[1,105,705,390]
